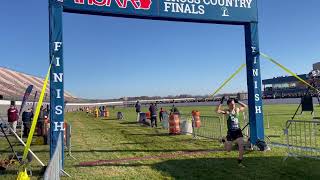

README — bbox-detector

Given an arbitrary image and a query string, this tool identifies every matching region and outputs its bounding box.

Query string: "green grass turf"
[0,104,320,179]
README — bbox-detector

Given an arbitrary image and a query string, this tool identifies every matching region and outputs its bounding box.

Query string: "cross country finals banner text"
[163,0,253,15]
[71,0,256,21]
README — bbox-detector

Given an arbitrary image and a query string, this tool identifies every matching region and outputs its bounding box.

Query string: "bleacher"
[0,67,78,102]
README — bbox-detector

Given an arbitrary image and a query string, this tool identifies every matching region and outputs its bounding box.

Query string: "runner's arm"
[237,100,247,112]
[216,104,226,114]
[216,96,226,114]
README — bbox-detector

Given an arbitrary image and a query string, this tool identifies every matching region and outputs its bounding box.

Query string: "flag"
[32,91,38,111]
[19,85,33,116]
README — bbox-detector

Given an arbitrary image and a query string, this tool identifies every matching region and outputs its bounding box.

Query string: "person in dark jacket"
[37,106,45,136]
[149,103,158,128]
[7,103,19,133]
[135,101,141,122]
[159,107,165,122]
[99,106,104,117]
[22,108,33,137]
[170,104,180,115]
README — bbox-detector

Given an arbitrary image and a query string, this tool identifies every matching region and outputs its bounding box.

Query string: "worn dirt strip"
[79,149,223,166]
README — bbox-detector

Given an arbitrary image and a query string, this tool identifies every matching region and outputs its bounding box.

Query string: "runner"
[216,96,247,167]
[149,103,158,128]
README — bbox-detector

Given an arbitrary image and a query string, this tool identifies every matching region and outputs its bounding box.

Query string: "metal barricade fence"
[44,132,71,180]
[65,124,76,160]
[194,115,225,139]
[174,112,249,140]
[284,120,320,160]
[44,132,63,180]
[180,114,225,139]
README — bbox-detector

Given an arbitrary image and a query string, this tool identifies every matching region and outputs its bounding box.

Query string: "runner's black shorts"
[226,129,243,141]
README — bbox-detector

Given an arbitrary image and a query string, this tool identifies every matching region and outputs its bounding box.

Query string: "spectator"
[37,106,45,136]
[99,106,104,117]
[46,104,50,114]
[159,107,165,122]
[94,107,99,118]
[7,101,19,133]
[86,107,89,116]
[135,101,141,122]
[39,106,45,120]
[22,108,33,137]
[170,104,180,115]
[149,103,158,128]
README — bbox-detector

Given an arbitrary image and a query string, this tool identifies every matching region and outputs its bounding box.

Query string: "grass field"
[1,104,320,179]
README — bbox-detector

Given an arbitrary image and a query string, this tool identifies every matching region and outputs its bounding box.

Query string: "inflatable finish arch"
[49,0,264,166]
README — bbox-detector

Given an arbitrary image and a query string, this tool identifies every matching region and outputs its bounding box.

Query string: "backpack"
[256,139,269,151]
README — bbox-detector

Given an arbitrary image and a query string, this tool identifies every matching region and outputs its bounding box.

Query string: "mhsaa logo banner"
[74,0,152,10]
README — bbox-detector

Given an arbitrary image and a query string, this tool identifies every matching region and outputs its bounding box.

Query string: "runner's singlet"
[227,110,240,130]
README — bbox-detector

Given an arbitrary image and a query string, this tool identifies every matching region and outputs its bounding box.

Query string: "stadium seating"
[0,67,77,102]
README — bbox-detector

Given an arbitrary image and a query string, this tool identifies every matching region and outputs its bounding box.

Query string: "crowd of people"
[78,106,111,118]
[6,101,49,137]
[134,101,180,128]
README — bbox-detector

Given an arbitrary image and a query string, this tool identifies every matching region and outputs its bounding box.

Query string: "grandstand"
[0,67,78,102]
[262,74,308,98]
[262,62,320,99]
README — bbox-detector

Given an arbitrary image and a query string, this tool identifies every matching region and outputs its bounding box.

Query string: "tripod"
[291,78,320,120]
[0,123,21,164]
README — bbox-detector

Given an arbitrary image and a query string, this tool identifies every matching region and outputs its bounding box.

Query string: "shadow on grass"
[120,142,153,145]
[101,118,119,121]
[125,133,169,136]
[154,157,320,179]
[267,113,293,116]
[119,122,139,125]
[79,157,320,180]
[120,139,199,145]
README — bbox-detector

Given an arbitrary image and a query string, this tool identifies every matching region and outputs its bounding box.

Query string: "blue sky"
[0,0,319,99]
